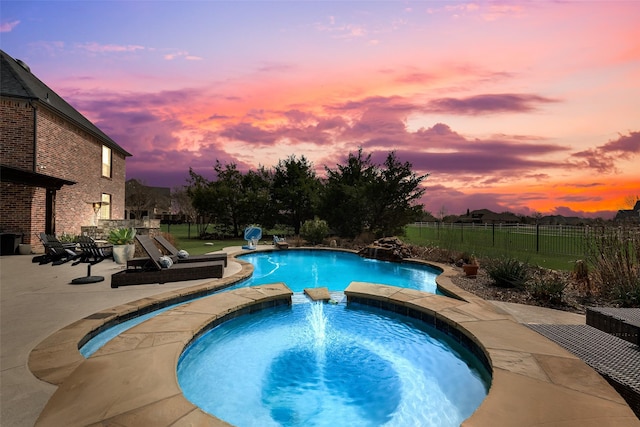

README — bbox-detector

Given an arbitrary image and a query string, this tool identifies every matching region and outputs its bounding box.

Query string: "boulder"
[358,237,412,262]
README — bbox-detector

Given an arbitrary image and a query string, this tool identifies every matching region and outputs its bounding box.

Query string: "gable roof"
[0,50,131,157]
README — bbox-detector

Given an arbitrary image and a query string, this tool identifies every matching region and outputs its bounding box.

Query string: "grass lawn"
[160,223,248,255]
[403,225,583,271]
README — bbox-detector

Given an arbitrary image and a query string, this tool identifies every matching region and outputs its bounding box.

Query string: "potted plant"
[108,228,136,264]
[463,254,479,277]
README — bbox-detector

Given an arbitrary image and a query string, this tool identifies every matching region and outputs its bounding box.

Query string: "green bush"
[485,257,530,288]
[300,217,329,245]
[528,276,567,305]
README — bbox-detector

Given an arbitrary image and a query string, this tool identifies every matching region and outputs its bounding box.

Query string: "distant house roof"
[463,209,520,223]
[0,50,131,157]
[615,200,640,221]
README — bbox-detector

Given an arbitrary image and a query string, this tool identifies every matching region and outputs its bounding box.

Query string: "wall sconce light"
[88,201,109,226]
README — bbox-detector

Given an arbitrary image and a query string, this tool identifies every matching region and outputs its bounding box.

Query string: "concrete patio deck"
[1,248,638,426]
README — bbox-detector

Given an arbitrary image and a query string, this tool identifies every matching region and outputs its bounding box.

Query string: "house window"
[101,193,111,219]
[102,145,112,178]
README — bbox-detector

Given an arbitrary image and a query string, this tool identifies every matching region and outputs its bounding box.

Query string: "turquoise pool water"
[178,302,489,427]
[232,250,439,293]
[80,250,439,357]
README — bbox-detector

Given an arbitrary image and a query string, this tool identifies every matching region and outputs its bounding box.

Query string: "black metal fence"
[409,222,640,257]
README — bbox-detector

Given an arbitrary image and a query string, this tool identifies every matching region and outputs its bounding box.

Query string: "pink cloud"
[0,20,20,33]
[75,42,145,53]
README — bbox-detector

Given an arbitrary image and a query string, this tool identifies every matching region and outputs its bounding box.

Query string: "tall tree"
[321,148,377,237]
[171,186,197,223]
[211,160,246,237]
[368,152,428,236]
[271,155,320,234]
[186,168,217,236]
[241,166,276,228]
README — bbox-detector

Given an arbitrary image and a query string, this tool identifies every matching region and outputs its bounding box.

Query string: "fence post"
[536,223,540,253]
[492,222,495,247]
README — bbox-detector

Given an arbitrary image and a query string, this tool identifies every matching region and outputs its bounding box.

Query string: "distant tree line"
[186,149,428,239]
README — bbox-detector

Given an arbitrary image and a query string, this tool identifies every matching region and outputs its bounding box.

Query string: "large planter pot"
[112,244,135,264]
[463,264,479,277]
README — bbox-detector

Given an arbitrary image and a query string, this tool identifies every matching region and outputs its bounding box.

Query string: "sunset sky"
[2,1,639,219]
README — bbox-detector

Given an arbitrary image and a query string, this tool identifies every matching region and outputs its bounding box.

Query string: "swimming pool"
[232,249,439,293]
[178,300,489,426]
[80,249,440,357]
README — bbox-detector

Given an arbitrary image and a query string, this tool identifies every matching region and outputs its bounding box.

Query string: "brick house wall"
[1,50,130,252]
[0,99,34,169]
[36,107,126,235]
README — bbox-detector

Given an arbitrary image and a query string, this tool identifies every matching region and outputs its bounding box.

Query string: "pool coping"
[29,249,640,426]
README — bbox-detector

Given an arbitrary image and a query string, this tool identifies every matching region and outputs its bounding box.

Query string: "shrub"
[584,227,640,307]
[58,232,77,243]
[528,274,567,305]
[300,217,330,245]
[485,257,530,288]
[572,259,592,297]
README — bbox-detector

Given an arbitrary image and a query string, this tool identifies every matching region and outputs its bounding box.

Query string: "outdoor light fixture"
[88,201,109,226]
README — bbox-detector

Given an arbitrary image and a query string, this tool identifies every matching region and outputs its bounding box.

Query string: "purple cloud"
[427,93,558,115]
[570,131,640,173]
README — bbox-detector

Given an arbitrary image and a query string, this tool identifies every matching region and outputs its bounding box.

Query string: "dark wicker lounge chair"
[528,323,640,418]
[111,235,224,288]
[154,235,227,267]
[587,307,640,345]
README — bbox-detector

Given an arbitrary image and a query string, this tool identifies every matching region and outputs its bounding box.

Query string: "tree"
[271,155,320,234]
[171,186,197,223]
[367,152,428,237]
[320,148,377,238]
[211,161,246,237]
[186,168,217,236]
[125,179,170,223]
[241,166,276,228]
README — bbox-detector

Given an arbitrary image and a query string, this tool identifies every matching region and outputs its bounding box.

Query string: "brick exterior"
[0,100,127,249]
[0,99,34,169]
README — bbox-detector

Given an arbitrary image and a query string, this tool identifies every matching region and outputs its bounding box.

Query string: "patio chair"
[273,235,289,249]
[153,235,227,267]
[70,236,110,284]
[111,235,224,288]
[35,233,80,265]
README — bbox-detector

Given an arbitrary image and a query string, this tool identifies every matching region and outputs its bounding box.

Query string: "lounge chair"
[34,233,81,265]
[273,235,289,249]
[154,235,227,267]
[70,236,110,284]
[111,235,224,288]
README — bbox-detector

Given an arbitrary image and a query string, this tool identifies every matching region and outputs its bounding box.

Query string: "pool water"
[178,302,489,427]
[234,250,439,293]
[81,250,439,357]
